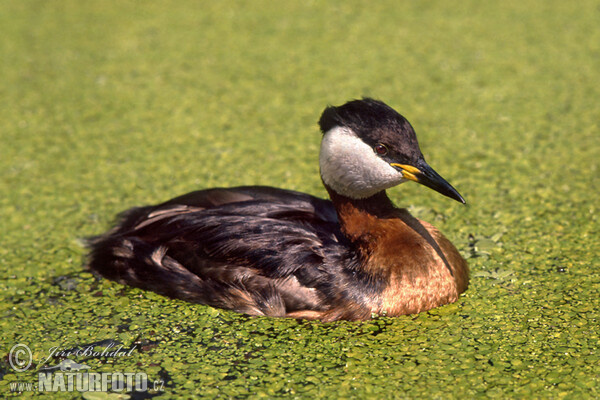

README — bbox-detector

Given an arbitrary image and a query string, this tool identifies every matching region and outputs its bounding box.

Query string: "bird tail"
[85,207,285,317]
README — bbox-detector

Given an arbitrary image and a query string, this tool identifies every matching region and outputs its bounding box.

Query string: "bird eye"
[374,144,388,156]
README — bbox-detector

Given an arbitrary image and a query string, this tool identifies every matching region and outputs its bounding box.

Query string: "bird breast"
[333,198,469,316]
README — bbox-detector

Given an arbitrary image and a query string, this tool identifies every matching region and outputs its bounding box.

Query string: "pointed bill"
[390,162,465,203]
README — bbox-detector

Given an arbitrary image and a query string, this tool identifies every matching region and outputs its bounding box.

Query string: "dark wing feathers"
[87,186,363,317]
[161,186,338,223]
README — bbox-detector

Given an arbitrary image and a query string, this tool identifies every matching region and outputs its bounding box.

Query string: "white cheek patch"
[319,127,405,199]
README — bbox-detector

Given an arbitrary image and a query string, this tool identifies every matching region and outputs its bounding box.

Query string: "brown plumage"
[328,188,468,318]
[86,98,468,321]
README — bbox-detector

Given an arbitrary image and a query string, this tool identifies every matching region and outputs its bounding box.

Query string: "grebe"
[87,98,468,321]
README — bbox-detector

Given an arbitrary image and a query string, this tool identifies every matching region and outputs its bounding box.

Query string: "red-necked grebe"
[87,98,468,321]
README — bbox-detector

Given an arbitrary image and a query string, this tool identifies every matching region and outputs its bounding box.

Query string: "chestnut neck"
[324,183,401,245]
[324,182,458,280]
[325,184,396,217]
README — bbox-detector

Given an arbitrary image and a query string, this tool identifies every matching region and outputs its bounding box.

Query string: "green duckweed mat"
[1,1,599,398]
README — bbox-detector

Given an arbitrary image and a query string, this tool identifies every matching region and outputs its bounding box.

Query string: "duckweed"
[1,0,599,398]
